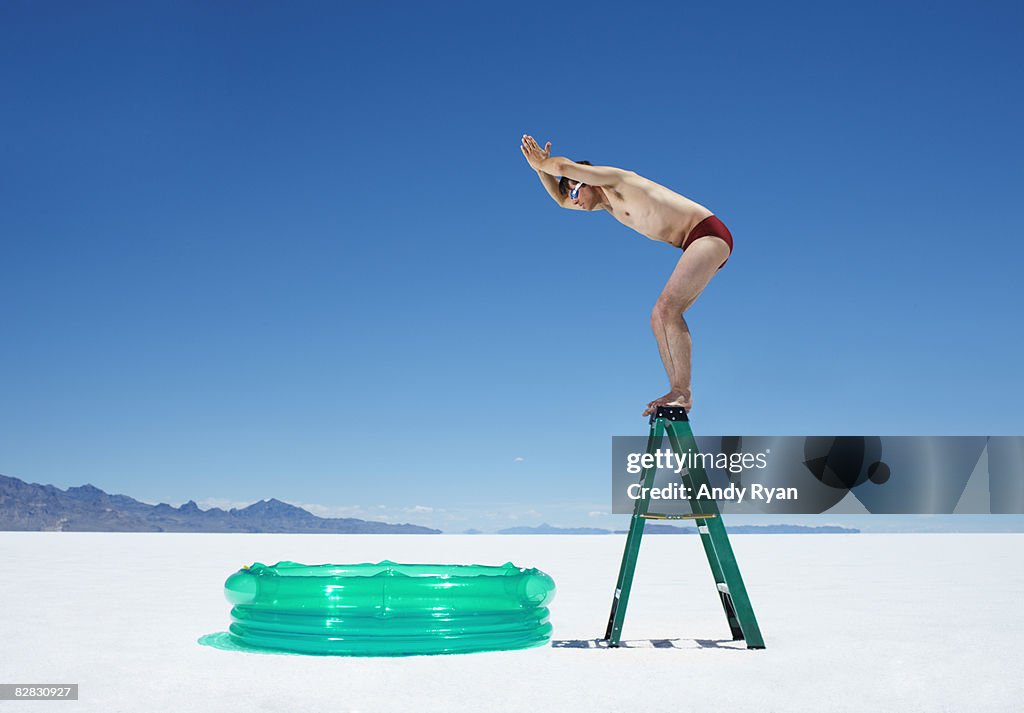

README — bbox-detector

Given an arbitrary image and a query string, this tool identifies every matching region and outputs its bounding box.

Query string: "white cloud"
[195,497,257,511]
[299,502,365,518]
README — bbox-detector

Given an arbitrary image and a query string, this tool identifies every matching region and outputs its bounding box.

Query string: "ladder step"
[717,583,730,594]
[641,512,718,520]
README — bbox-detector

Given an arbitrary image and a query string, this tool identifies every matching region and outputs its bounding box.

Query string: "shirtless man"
[520,135,733,416]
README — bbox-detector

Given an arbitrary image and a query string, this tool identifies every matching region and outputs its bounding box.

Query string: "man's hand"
[520,134,551,172]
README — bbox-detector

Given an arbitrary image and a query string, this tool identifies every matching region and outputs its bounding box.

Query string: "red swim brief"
[680,215,733,268]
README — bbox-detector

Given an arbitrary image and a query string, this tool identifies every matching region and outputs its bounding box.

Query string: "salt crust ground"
[2,532,1022,712]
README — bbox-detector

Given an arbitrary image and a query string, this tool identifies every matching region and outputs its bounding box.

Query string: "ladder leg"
[666,419,766,649]
[604,418,665,647]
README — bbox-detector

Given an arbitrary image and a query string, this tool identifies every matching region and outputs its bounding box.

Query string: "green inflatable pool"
[214,560,556,656]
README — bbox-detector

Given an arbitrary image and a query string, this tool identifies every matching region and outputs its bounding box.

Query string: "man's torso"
[601,172,713,247]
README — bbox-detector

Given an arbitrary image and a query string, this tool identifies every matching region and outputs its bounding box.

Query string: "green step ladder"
[604,405,765,649]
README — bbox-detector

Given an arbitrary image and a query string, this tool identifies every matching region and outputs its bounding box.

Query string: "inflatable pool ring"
[219,560,556,656]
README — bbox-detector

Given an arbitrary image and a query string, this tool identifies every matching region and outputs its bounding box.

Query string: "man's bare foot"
[642,390,692,417]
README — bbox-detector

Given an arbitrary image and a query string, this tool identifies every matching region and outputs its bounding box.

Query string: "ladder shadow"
[552,638,745,650]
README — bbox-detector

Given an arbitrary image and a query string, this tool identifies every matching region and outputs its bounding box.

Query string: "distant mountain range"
[0,474,439,533]
[498,522,859,535]
[498,523,614,535]
[0,474,862,535]
[617,523,860,535]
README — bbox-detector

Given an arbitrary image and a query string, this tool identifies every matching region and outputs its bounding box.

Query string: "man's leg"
[643,236,731,416]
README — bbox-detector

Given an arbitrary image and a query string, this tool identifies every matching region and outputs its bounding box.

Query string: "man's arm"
[535,170,585,210]
[538,157,631,187]
[521,135,584,210]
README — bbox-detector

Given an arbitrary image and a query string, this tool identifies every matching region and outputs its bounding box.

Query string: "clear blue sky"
[2,1,1022,532]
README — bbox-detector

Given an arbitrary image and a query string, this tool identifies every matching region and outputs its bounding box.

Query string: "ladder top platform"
[649,405,689,424]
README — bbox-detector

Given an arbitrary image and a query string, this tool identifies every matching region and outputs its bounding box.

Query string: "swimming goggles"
[569,181,585,201]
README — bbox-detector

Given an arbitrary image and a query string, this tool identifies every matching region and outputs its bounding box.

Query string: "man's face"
[569,181,589,209]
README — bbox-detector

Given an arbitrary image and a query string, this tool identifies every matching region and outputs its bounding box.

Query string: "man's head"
[558,160,595,208]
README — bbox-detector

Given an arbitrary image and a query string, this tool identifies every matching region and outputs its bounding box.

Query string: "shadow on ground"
[552,638,748,650]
